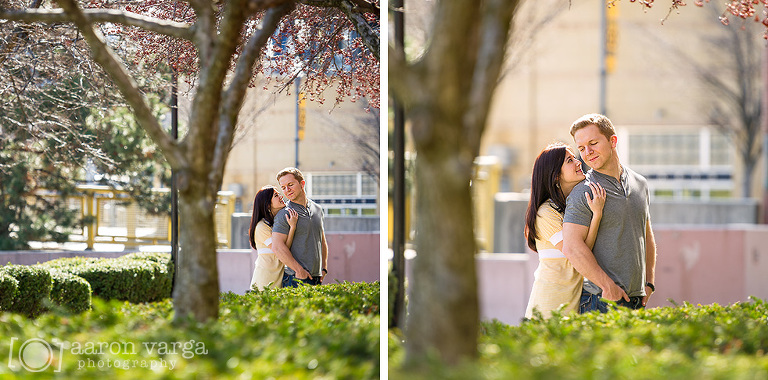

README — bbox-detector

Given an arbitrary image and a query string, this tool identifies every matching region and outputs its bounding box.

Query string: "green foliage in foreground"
[389,298,768,379]
[0,281,380,379]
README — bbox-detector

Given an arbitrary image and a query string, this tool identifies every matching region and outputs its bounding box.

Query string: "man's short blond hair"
[570,113,616,140]
[276,167,305,183]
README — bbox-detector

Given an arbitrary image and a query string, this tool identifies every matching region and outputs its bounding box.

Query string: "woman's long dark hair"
[525,143,569,252]
[249,185,279,249]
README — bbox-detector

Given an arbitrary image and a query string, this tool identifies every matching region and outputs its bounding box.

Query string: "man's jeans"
[281,272,322,288]
[579,290,609,314]
[579,289,645,313]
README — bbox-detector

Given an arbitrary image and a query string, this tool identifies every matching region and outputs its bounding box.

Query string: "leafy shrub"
[39,253,172,303]
[234,280,380,316]
[122,252,175,278]
[0,272,19,310]
[389,297,768,379]
[40,256,103,270]
[0,265,52,317]
[121,251,171,264]
[0,282,380,378]
[48,270,92,313]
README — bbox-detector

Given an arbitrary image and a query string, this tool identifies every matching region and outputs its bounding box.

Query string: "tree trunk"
[173,176,220,322]
[406,121,480,363]
[393,0,517,365]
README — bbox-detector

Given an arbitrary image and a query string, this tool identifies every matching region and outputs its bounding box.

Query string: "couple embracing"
[248,167,328,291]
[524,113,658,319]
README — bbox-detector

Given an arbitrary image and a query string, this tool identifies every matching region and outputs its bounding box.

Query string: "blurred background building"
[482,0,764,200]
[210,79,380,216]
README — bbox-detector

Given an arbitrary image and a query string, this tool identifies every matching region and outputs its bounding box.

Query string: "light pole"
[171,68,179,291]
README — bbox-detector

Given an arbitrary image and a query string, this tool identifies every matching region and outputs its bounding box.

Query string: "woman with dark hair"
[248,185,298,290]
[524,143,605,319]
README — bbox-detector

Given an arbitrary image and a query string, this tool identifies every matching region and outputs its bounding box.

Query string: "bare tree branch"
[188,0,217,60]
[387,44,423,111]
[54,0,185,169]
[0,7,194,40]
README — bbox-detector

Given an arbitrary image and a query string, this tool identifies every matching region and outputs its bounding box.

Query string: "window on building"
[306,172,378,215]
[626,128,733,200]
[710,132,732,166]
[629,134,700,166]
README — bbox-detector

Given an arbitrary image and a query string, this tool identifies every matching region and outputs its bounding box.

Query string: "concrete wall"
[650,199,759,225]
[494,194,760,253]
[649,226,768,308]
[408,226,768,325]
[493,193,530,253]
[475,253,537,324]
[323,216,380,233]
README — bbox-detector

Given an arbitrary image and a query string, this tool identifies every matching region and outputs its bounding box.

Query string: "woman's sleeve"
[255,222,274,248]
[536,206,564,247]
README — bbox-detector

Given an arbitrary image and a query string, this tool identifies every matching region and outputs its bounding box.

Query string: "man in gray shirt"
[562,113,657,312]
[271,167,328,287]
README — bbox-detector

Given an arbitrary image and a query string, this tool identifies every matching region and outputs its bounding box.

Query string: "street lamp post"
[171,68,179,292]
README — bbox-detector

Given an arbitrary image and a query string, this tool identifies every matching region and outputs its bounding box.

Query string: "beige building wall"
[482,0,764,197]
[182,78,379,212]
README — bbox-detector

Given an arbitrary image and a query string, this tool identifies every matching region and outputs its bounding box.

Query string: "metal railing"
[38,185,235,249]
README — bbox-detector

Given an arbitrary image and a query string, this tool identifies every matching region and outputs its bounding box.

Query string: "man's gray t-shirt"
[563,166,650,297]
[273,199,325,277]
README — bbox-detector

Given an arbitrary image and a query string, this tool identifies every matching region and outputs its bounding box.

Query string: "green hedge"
[0,272,19,310]
[39,253,173,303]
[40,256,103,270]
[1,264,91,316]
[0,253,173,318]
[122,252,175,279]
[0,265,51,318]
[389,297,768,379]
[0,281,380,378]
[48,270,92,313]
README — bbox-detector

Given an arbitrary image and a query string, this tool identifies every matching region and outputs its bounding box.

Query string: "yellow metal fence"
[40,185,235,249]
